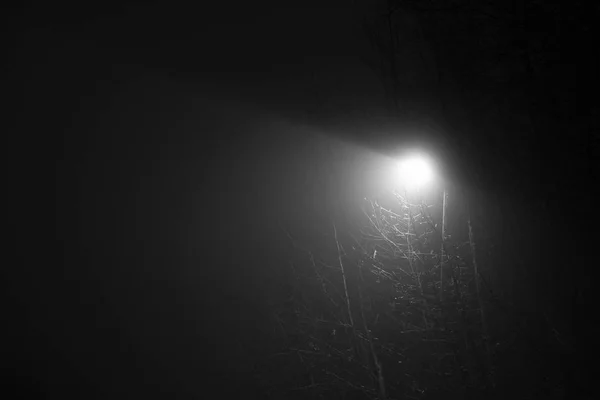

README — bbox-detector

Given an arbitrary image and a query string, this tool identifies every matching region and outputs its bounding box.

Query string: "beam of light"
[397,153,435,190]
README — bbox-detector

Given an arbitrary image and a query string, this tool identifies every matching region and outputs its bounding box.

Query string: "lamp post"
[396,152,493,388]
[397,153,447,301]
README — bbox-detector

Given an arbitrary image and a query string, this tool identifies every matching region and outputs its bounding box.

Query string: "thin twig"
[332,220,354,328]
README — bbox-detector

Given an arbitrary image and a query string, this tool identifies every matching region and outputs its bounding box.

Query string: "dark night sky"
[6,1,596,399]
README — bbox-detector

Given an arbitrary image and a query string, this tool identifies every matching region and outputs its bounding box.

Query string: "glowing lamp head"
[397,154,435,189]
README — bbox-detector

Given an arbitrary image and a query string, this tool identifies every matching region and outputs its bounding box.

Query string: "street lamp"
[393,152,493,386]
[395,152,447,301]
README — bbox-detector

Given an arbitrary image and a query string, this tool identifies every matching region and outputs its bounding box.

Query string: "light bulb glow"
[397,155,434,189]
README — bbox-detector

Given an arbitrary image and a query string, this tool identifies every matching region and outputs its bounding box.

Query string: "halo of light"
[397,154,435,189]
